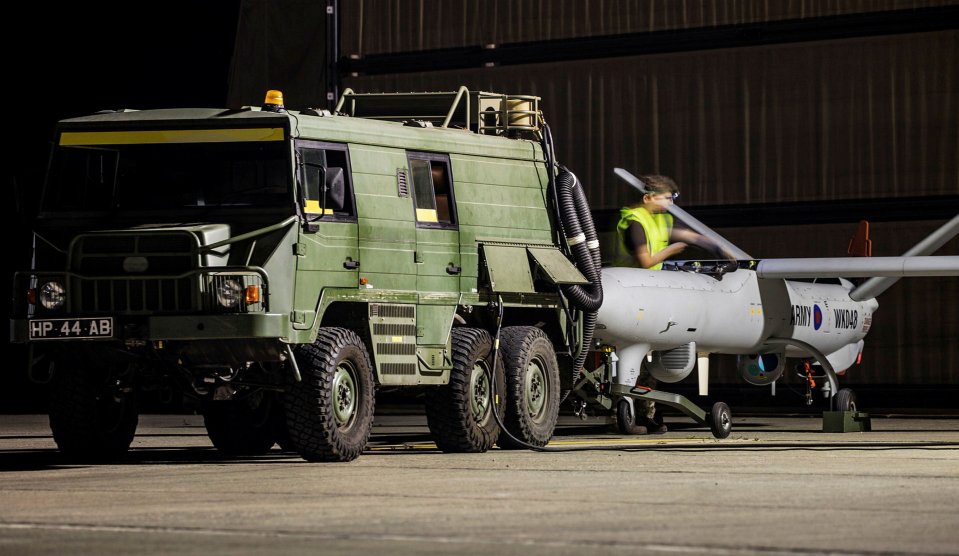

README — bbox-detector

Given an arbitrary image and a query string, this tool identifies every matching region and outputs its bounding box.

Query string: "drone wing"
[752,255,959,279]
[750,214,959,300]
[849,214,959,300]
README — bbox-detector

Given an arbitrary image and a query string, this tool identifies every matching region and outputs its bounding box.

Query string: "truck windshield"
[43,138,291,212]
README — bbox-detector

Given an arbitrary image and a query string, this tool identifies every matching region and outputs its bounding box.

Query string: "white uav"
[584,169,959,436]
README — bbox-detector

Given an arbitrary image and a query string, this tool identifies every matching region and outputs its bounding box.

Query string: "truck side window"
[295,141,355,220]
[407,152,456,228]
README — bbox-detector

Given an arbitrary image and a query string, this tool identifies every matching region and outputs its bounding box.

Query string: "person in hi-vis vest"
[616,175,728,269]
[615,175,730,433]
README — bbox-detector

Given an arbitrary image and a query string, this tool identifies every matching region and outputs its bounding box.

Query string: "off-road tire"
[202,391,277,455]
[424,328,504,452]
[49,362,138,459]
[497,326,561,448]
[285,328,376,462]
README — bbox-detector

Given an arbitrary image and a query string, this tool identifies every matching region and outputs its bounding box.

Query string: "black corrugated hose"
[555,168,602,377]
[540,123,603,383]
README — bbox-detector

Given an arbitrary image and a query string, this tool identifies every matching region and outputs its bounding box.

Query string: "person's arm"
[630,220,687,268]
[636,242,687,268]
[671,227,736,260]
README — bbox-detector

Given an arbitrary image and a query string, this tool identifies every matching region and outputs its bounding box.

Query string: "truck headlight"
[216,279,243,308]
[208,273,265,313]
[39,281,66,310]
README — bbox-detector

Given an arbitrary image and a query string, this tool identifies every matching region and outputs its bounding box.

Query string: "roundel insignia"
[813,304,823,330]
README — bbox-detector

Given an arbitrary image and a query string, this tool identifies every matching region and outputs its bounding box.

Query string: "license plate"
[29,318,114,340]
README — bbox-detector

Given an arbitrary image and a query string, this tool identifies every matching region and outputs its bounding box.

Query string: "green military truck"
[10,87,603,462]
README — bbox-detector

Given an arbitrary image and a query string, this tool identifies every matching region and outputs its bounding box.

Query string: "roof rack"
[334,86,541,136]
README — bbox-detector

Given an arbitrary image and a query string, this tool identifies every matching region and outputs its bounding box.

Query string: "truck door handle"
[446,263,462,275]
[344,260,360,269]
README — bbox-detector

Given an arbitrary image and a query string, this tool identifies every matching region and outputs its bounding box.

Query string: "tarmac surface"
[1,411,959,555]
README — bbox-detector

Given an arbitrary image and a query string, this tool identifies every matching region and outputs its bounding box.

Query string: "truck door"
[292,140,359,327]
[407,152,461,296]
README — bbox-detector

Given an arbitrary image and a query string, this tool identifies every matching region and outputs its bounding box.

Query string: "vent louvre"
[373,323,417,336]
[396,169,409,197]
[661,343,694,371]
[381,363,417,375]
[376,343,416,356]
[370,303,415,319]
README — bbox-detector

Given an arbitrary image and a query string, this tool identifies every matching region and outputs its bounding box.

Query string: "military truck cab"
[11,87,602,461]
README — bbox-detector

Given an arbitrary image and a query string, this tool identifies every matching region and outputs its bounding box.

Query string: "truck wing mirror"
[300,163,345,215]
[324,167,345,211]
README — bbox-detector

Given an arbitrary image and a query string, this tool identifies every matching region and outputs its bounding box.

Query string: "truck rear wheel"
[496,326,560,448]
[202,391,277,455]
[49,361,138,459]
[425,328,504,452]
[285,328,376,462]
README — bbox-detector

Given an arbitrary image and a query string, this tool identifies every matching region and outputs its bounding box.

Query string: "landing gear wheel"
[202,391,277,455]
[425,328,505,452]
[614,398,648,435]
[49,361,138,460]
[497,326,561,449]
[708,402,732,439]
[285,328,376,462]
[834,388,858,412]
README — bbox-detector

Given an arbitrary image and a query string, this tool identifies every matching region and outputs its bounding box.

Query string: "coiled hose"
[555,170,603,311]
[554,169,602,378]
[540,123,603,388]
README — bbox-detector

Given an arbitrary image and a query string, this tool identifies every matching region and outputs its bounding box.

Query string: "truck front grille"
[67,232,202,314]
[73,277,198,314]
[73,233,197,275]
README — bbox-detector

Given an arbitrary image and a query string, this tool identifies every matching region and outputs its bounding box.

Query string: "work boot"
[641,415,668,434]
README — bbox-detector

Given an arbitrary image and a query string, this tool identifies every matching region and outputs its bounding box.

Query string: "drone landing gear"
[609,384,732,439]
[823,387,872,432]
[795,360,872,432]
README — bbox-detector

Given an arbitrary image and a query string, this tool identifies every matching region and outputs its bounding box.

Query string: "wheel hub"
[332,363,357,427]
[525,360,547,420]
[469,363,491,423]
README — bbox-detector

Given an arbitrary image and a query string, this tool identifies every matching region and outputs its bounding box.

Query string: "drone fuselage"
[595,265,878,387]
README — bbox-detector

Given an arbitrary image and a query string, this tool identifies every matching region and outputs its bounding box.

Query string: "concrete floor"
[1,413,959,555]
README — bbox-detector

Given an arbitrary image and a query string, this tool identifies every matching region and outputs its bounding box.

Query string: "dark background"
[4,2,240,412]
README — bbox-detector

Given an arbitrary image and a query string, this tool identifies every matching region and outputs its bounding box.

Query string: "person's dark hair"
[639,175,678,196]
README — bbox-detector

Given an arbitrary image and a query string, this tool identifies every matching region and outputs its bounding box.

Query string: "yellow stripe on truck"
[59,128,285,146]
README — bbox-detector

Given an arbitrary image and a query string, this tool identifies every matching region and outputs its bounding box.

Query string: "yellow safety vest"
[616,207,673,270]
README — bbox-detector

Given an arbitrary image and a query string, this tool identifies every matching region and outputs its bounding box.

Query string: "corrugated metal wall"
[343,30,958,209]
[227,0,330,109]
[342,0,956,55]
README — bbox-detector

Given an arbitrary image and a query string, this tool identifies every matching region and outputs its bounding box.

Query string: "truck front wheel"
[202,391,278,455]
[49,360,138,459]
[285,328,376,462]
